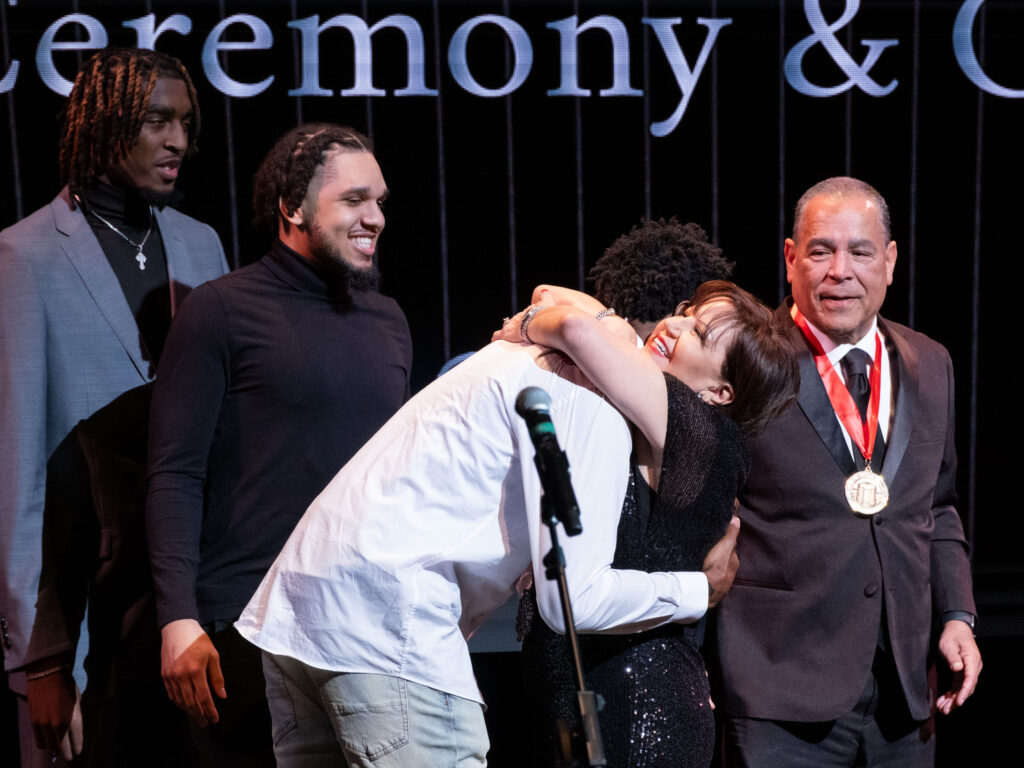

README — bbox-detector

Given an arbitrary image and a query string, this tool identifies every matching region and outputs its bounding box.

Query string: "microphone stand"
[540,494,606,767]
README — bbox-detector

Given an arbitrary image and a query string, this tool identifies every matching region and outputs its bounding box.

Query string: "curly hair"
[587,218,734,324]
[59,47,200,198]
[251,123,374,238]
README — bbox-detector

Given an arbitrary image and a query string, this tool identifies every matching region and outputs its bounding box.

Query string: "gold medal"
[845,468,889,516]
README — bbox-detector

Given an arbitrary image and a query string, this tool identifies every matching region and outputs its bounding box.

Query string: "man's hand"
[703,515,740,609]
[161,618,226,727]
[27,663,82,760]
[935,619,982,715]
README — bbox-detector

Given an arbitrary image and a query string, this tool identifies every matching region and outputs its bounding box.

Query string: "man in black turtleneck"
[145,124,411,767]
[0,48,227,767]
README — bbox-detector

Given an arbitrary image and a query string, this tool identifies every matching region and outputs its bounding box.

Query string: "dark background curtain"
[3,2,1020,763]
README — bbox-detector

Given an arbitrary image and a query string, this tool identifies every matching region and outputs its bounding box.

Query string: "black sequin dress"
[520,375,749,768]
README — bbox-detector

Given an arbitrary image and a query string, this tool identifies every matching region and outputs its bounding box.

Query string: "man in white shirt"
[236,337,739,767]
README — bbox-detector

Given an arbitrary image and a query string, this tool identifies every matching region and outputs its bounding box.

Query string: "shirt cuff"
[670,572,710,623]
[942,610,976,631]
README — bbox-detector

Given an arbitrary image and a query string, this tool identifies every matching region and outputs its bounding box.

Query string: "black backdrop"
[3,1,1022,754]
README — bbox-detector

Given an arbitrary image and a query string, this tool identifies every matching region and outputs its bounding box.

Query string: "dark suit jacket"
[714,302,976,723]
[0,187,227,691]
[32,384,162,698]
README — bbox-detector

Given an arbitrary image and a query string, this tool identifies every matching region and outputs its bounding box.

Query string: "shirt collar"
[79,178,152,227]
[796,309,881,368]
[265,239,334,296]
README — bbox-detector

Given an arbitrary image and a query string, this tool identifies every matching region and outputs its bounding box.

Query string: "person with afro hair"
[588,217,734,341]
[438,219,732,379]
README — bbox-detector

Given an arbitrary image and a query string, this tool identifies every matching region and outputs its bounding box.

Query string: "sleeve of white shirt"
[521,373,709,636]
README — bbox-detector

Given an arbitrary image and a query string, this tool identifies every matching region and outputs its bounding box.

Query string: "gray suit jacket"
[714,301,976,723]
[0,187,227,689]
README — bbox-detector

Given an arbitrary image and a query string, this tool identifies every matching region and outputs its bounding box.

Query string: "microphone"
[515,386,582,535]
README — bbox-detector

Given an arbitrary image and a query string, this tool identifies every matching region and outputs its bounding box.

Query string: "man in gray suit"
[714,177,981,766]
[0,48,227,767]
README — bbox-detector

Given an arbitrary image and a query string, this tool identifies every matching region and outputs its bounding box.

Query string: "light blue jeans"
[262,652,489,767]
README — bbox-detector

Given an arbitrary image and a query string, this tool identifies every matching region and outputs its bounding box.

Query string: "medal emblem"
[845,468,889,516]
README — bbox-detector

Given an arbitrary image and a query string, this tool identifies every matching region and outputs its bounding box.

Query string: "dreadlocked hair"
[60,47,200,199]
[587,218,734,323]
[252,123,374,239]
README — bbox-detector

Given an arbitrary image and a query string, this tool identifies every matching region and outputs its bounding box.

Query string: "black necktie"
[840,349,871,422]
[840,348,886,468]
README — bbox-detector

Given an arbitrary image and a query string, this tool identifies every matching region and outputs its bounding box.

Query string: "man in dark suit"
[0,48,227,767]
[714,177,981,766]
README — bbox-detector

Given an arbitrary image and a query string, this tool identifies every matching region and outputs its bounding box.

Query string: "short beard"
[104,167,183,209]
[134,184,183,209]
[307,221,382,294]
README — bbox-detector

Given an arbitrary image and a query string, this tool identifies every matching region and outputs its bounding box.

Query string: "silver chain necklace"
[88,206,154,270]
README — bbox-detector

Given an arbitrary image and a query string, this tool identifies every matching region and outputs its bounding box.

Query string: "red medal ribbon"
[792,305,883,465]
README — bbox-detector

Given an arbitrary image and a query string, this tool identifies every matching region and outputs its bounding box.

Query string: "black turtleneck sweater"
[80,180,171,366]
[146,241,412,628]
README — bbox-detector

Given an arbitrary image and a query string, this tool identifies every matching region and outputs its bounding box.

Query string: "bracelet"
[594,308,616,321]
[520,305,543,343]
[26,665,68,681]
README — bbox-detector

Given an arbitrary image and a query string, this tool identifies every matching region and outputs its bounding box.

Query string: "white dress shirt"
[800,315,893,455]
[236,341,710,704]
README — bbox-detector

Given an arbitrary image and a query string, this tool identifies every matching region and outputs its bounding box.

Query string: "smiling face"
[295,149,387,273]
[785,193,897,345]
[644,299,736,404]
[104,77,192,201]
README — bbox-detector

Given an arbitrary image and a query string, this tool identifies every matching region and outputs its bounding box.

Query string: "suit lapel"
[156,207,188,315]
[778,304,858,476]
[877,317,915,484]
[52,188,152,380]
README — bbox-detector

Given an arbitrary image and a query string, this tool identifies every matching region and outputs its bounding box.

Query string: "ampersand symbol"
[785,0,899,97]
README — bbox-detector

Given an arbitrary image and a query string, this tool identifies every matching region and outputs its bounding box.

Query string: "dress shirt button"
[864,583,879,597]
[873,517,883,525]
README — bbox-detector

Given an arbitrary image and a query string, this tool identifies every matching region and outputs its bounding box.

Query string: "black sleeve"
[145,284,231,628]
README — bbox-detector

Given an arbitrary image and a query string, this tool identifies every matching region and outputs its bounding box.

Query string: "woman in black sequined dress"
[495,281,796,768]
